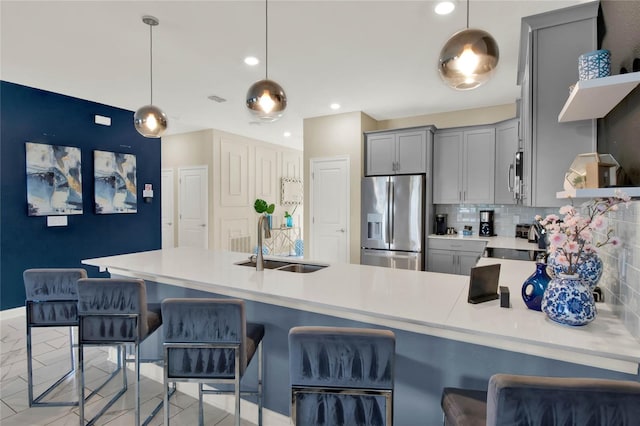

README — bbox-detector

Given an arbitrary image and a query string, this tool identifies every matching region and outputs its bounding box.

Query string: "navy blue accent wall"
[0,81,161,310]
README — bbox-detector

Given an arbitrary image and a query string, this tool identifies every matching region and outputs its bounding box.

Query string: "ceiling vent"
[207,95,227,103]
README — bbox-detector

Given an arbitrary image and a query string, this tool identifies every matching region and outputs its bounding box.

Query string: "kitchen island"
[83,247,640,425]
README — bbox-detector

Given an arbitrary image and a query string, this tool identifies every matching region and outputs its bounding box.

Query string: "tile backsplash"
[434,204,557,237]
[436,201,640,340]
[598,200,640,340]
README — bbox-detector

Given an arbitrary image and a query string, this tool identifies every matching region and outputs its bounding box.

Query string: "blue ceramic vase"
[521,261,551,311]
[541,273,596,326]
[547,250,603,289]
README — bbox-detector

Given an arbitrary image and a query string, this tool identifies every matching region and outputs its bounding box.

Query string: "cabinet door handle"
[396,161,400,172]
[508,163,514,193]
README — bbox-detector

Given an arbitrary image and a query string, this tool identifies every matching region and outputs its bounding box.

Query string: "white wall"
[303,111,377,263]
[162,129,303,252]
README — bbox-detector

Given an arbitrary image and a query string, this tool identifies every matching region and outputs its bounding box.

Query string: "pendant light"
[246,0,287,122]
[134,15,168,138]
[438,0,499,90]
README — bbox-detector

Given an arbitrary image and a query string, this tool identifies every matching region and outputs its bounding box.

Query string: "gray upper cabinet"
[433,126,495,204]
[518,2,598,207]
[365,127,433,176]
[494,118,520,205]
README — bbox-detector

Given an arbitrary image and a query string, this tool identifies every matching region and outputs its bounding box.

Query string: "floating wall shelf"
[558,72,640,122]
[557,187,640,199]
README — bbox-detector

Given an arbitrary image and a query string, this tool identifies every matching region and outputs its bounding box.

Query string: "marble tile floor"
[0,313,256,426]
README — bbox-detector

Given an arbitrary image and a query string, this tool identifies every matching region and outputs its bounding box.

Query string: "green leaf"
[254,199,268,214]
[266,203,275,214]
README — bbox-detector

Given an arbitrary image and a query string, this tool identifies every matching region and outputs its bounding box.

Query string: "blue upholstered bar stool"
[441,373,640,426]
[77,278,169,426]
[24,268,88,407]
[161,298,265,426]
[288,326,396,426]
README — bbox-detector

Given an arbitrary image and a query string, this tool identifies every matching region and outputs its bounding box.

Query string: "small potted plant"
[254,199,275,228]
[284,205,297,227]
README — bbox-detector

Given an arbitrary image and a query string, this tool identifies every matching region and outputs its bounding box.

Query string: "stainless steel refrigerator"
[361,174,425,270]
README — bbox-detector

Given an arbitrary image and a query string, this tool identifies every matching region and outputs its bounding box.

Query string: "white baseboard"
[0,306,25,320]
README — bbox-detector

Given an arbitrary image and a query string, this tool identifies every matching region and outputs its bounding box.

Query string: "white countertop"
[82,247,640,374]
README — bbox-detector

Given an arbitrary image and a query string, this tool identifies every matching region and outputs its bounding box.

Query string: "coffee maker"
[435,214,447,235]
[479,210,494,237]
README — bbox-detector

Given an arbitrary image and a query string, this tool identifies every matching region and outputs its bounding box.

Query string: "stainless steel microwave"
[509,150,524,202]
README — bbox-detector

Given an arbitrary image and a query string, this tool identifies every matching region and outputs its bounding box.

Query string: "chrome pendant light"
[246,0,287,122]
[134,15,168,138]
[438,0,499,90]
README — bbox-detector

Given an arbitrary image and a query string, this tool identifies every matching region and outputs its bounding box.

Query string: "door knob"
[200,224,206,227]
[337,228,345,233]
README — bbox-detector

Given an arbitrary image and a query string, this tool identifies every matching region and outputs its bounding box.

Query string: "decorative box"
[564,152,619,190]
[578,49,611,80]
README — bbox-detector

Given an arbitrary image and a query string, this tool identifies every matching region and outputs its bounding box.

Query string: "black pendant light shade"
[246,0,287,122]
[135,15,168,138]
[246,79,287,122]
[438,0,499,91]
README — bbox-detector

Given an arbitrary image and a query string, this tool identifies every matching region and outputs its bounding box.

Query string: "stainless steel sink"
[235,259,291,269]
[275,263,327,273]
[235,259,327,273]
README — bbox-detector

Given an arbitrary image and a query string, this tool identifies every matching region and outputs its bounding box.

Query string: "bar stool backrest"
[289,326,396,426]
[77,278,150,343]
[487,374,640,426]
[162,298,248,378]
[24,268,87,325]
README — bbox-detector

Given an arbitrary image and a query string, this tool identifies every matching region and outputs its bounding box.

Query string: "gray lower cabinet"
[433,126,495,204]
[365,127,434,176]
[427,239,486,275]
[519,2,598,207]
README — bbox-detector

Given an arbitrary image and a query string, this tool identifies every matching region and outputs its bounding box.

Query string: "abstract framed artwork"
[25,142,83,216]
[94,150,137,214]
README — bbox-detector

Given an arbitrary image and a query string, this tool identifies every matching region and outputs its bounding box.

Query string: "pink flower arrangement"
[535,190,630,275]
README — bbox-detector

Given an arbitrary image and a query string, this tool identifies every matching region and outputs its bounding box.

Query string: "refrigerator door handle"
[389,180,394,243]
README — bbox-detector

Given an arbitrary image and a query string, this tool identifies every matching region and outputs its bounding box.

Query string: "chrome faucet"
[256,214,271,271]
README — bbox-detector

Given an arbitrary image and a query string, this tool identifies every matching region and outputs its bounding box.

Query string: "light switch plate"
[47,216,68,227]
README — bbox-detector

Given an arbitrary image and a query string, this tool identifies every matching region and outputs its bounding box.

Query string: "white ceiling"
[1,0,584,150]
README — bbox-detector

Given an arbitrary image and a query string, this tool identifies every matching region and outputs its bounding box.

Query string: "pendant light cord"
[265,0,269,80]
[466,0,470,28]
[149,23,154,105]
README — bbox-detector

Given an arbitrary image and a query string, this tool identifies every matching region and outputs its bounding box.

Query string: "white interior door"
[178,166,208,249]
[161,168,174,249]
[310,157,349,263]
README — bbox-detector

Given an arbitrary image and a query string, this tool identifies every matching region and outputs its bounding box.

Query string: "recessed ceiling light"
[244,56,259,66]
[284,131,291,137]
[435,1,456,15]
[330,103,341,110]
